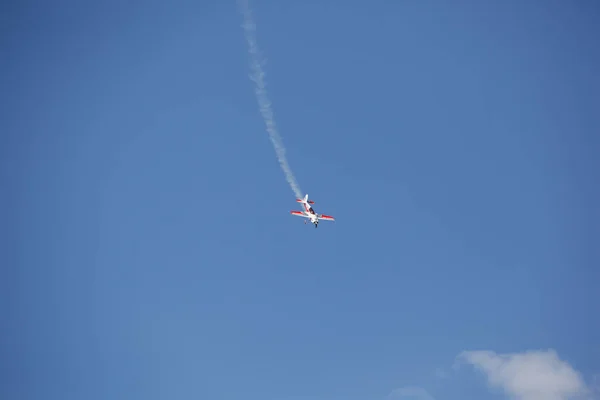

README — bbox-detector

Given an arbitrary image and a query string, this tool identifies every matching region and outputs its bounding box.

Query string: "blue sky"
[2,1,598,399]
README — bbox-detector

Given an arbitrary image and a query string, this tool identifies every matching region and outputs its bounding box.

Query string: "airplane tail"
[296,194,314,204]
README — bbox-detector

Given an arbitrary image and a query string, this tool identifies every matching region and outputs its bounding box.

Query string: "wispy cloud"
[456,349,592,400]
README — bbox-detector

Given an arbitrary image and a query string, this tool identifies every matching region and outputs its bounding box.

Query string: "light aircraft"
[290,194,335,228]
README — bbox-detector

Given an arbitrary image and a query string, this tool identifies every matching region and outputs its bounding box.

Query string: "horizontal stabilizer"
[296,198,315,204]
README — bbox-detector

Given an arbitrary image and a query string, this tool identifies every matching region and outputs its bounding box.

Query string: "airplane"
[290,194,335,228]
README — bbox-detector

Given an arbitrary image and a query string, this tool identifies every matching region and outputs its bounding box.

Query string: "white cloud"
[387,386,436,400]
[457,349,591,400]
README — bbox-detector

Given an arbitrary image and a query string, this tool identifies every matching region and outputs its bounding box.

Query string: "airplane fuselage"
[301,200,319,224]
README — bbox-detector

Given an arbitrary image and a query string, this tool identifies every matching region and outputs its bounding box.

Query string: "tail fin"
[296,194,309,203]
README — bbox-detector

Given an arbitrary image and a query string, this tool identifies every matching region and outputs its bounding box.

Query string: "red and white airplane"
[290,194,335,228]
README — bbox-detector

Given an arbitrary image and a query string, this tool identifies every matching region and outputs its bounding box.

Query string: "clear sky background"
[2,1,599,399]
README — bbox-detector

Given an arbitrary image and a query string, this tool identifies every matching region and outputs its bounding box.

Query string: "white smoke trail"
[238,0,303,199]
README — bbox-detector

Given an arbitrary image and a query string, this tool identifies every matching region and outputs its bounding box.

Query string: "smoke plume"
[238,0,303,199]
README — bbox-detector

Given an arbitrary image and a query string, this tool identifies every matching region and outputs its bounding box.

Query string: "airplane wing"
[319,214,335,221]
[290,211,310,218]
